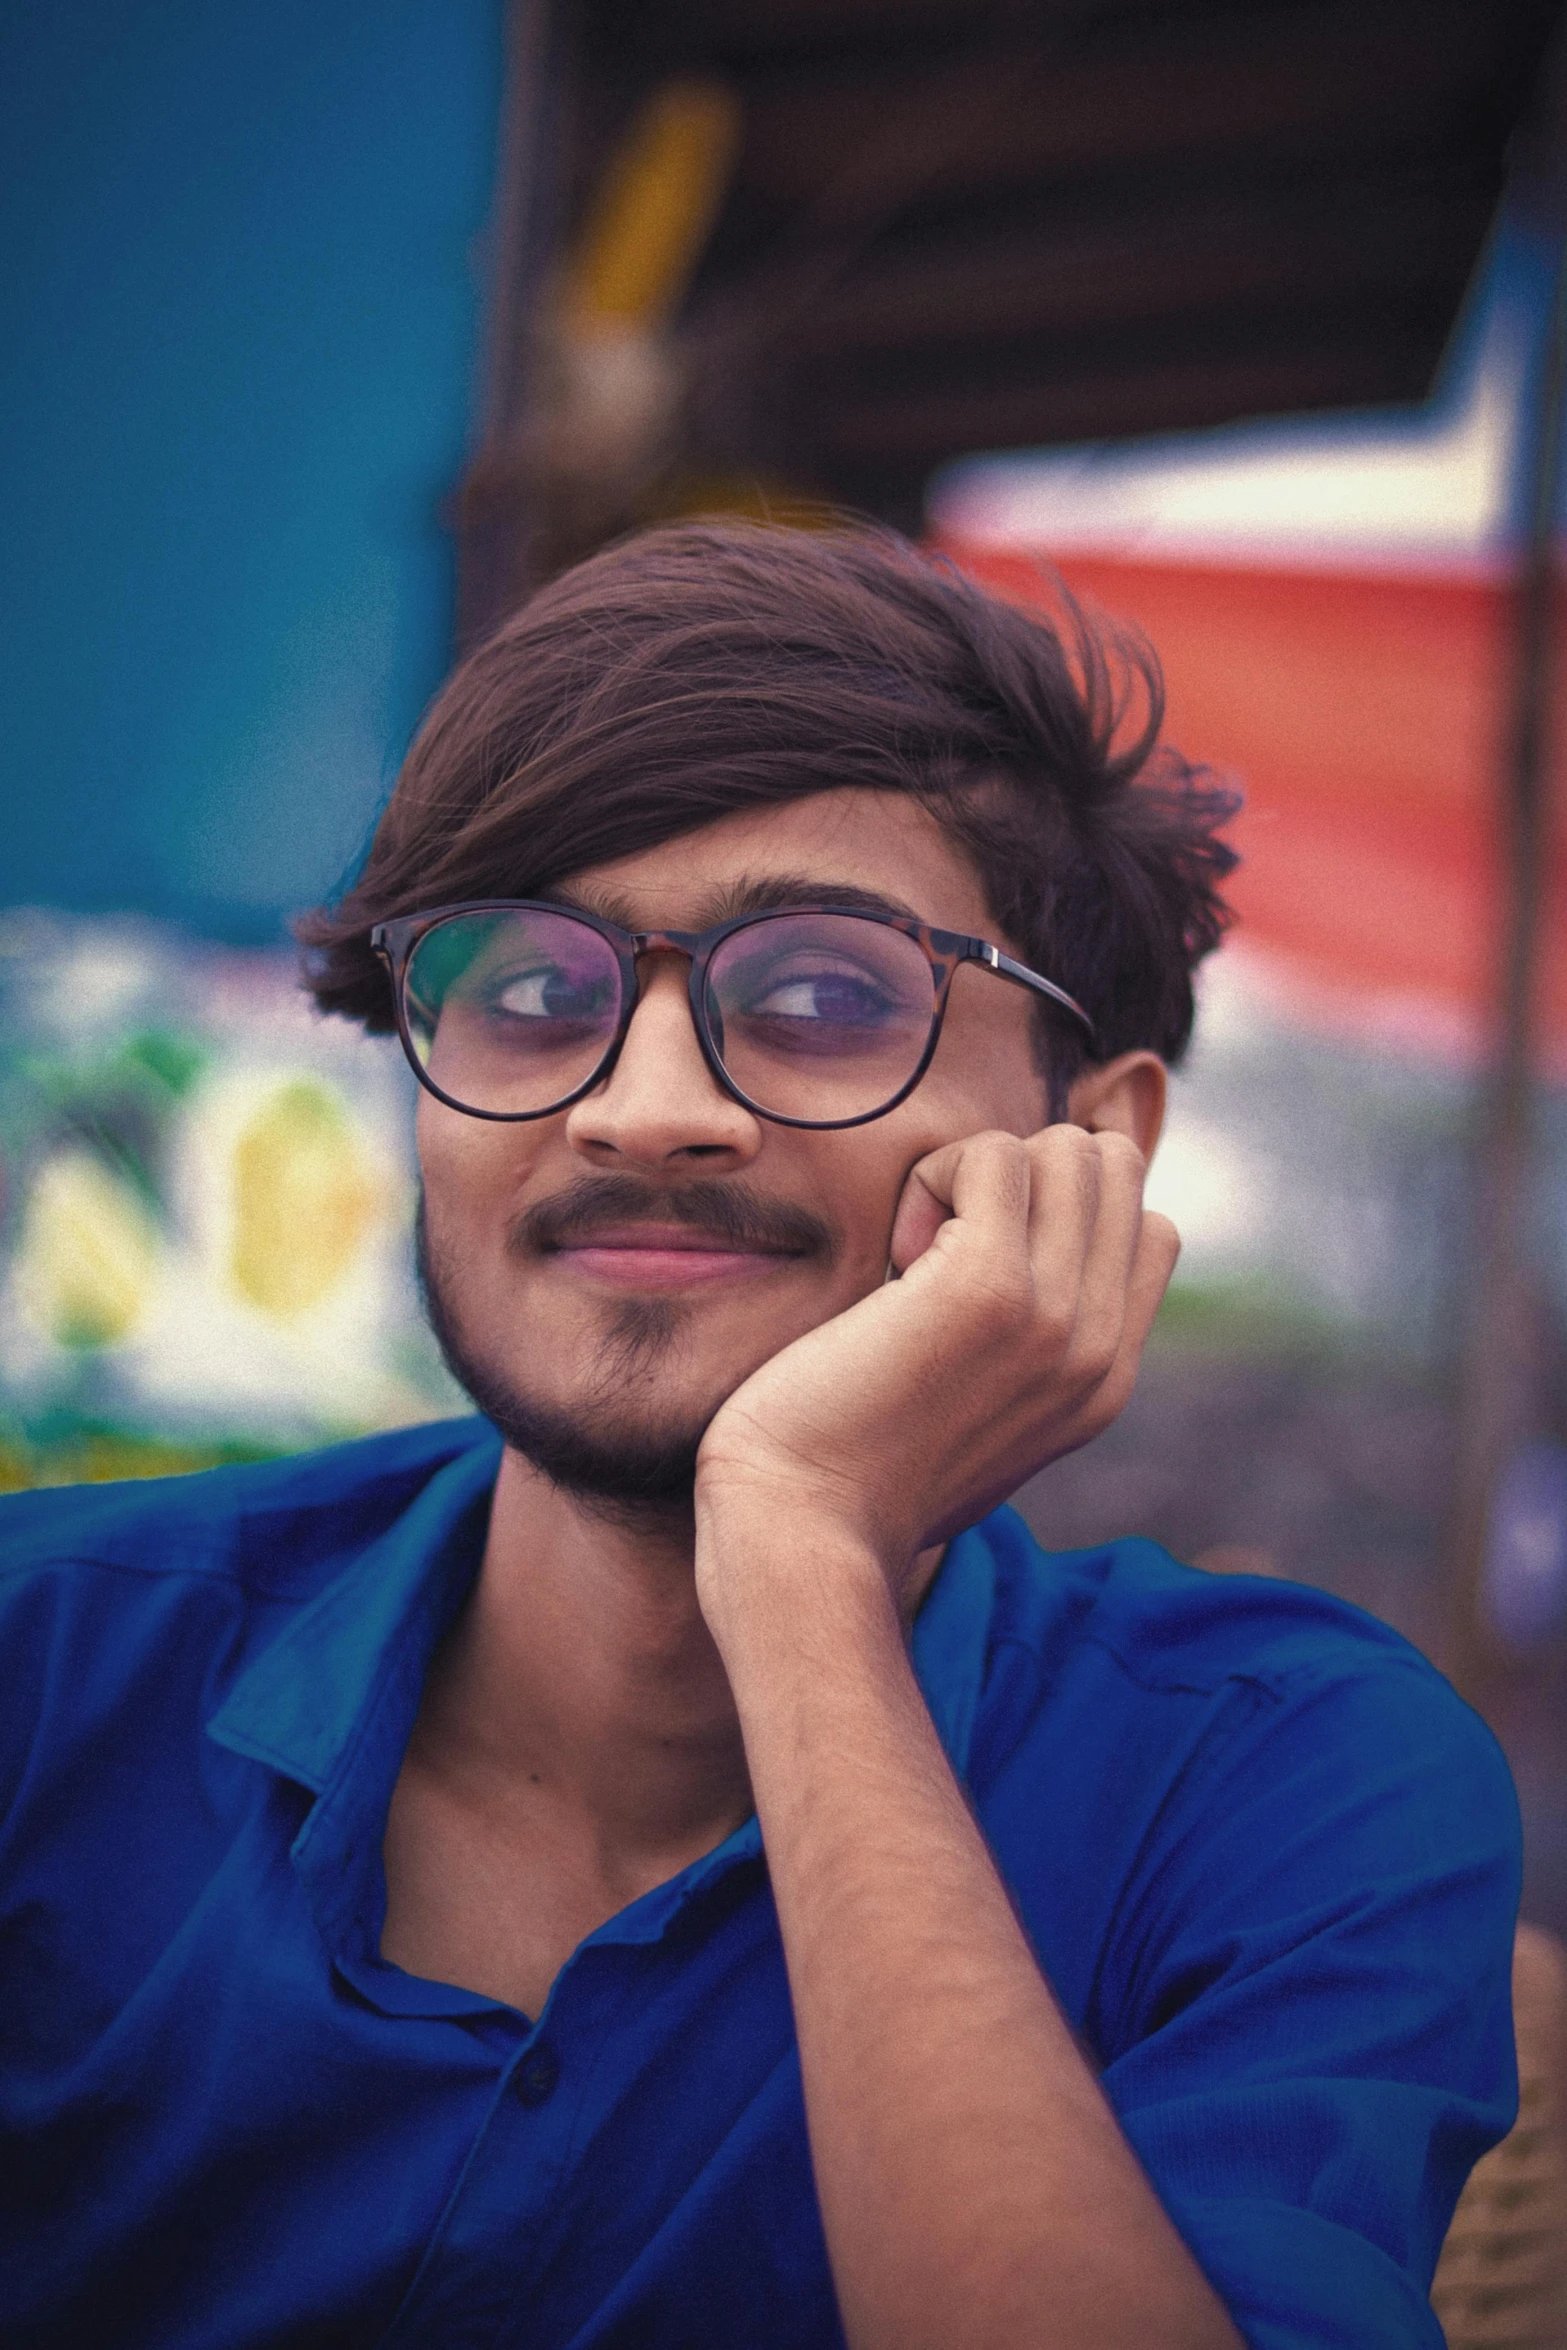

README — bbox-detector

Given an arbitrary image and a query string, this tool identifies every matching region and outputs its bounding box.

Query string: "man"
[2,524,1519,2349]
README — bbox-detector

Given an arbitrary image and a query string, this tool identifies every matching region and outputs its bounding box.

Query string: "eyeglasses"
[371,899,1095,1131]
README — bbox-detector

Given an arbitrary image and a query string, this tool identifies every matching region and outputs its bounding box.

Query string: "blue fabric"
[0,1416,1520,2349]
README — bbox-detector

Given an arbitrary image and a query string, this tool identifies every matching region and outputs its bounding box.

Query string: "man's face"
[416,788,1053,1503]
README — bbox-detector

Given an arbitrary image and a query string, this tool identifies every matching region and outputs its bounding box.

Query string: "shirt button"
[514,2042,561,2107]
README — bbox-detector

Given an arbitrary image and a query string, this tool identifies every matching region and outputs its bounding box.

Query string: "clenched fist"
[695,1123,1179,1626]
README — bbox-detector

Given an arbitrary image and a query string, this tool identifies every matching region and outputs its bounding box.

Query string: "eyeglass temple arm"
[972,941,1097,1045]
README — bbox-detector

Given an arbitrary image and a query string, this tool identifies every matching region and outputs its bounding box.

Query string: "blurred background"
[4,0,1567,1932]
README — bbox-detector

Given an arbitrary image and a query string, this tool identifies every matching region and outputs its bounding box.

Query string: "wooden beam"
[1444,224,1567,1699]
[724,0,1538,217]
[453,0,570,647]
[773,168,1491,362]
[798,309,1459,472]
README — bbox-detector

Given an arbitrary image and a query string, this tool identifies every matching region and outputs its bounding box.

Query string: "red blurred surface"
[940,543,1567,1067]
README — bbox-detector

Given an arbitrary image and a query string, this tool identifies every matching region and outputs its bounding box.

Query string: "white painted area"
[1145,1108,1271,1266]
[930,288,1526,571]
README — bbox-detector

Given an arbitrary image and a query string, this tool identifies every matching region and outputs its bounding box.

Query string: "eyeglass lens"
[402,908,939,1123]
[704,912,933,1121]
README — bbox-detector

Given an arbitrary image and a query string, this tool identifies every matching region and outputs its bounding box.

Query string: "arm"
[712,1531,1241,2350]
[696,1126,1241,2350]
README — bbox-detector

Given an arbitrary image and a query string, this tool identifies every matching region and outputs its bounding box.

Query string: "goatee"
[414,1176,836,1517]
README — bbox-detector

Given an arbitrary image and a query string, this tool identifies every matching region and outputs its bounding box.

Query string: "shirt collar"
[209,1417,997,1798]
[205,1418,1000,2008]
[206,1422,504,1793]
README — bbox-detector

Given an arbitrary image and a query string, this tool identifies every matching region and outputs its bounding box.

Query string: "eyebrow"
[542,874,927,932]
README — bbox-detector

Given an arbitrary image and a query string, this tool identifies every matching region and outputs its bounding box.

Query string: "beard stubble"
[415,1175,837,1512]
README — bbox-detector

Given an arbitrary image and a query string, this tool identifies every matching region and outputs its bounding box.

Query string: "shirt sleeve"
[1093,1649,1522,2350]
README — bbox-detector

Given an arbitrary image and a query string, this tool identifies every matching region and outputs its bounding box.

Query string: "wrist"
[693,1499,903,1689]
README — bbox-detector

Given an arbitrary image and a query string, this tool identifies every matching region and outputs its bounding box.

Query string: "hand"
[695,1124,1179,1615]
[691,1128,1235,2350]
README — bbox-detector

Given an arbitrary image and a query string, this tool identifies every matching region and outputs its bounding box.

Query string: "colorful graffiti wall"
[0,912,458,1489]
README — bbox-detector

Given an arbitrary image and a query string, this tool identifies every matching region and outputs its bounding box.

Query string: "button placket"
[372,1876,788,2348]
[513,2041,560,2107]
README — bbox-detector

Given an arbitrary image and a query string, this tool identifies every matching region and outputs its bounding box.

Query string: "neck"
[416,1444,754,1871]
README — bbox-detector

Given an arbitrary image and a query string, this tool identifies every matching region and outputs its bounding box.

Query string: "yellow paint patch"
[16,1151,162,1349]
[563,79,741,330]
[228,1081,380,1319]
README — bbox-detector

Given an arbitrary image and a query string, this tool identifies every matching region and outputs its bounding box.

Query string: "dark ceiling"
[452,0,1564,627]
[569,0,1563,520]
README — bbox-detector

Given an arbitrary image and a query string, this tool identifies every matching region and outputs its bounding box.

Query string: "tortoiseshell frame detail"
[371,899,1097,1132]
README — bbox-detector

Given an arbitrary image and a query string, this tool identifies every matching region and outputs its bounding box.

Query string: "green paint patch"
[0,1425,288,1494]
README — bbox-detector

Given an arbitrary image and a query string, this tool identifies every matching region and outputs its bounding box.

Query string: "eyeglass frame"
[371,897,1097,1133]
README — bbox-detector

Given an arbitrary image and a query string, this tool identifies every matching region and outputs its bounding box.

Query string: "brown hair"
[297,520,1238,1095]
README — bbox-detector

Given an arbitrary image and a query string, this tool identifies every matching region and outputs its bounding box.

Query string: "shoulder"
[0,1418,500,1746]
[0,1415,497,1603]
[969,1507,1519,1972]
[973,1504,1509,1789]
[979,1501,1444,1701]
[967,1511,1521,2327]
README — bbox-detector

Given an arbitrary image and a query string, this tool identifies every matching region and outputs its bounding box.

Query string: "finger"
[1059,1209,1182,1448]
[887,1162,950,1274]
[1124,1208,1181,1349]
[1056,1130,1149,1343]
[1102,1209,1181,1395]
[888,1131,1031,1277]
[1017,1123,1105,1325]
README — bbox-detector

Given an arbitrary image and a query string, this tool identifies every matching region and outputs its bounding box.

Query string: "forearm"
[707,1522,1240,2350]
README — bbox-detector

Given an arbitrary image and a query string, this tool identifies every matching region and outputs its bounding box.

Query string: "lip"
[546,1224,803,1289]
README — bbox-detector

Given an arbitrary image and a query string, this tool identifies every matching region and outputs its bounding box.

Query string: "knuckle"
[1032,1120,1089,1162]
[1097,1129,1147,1177]
[1079,1329,1124,1386]
[1061,1353,1132,1436]
[1094,1361,1138,1424]
[1061,1122,1105,1183]
[977,1130,1033,1208]
[1030,1294,1076,1355]
[1146,1209,1181,1260]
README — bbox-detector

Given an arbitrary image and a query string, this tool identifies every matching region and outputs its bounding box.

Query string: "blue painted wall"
[1,1,503,941]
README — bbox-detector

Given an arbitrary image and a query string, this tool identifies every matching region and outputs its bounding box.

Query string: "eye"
[746,962,897,1024]
[485,963,614,1022]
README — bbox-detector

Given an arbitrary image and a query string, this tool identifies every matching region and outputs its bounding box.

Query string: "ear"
[1064,1050,1167,1161]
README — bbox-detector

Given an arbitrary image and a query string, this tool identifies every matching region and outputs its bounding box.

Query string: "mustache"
[509,1173,837,1260]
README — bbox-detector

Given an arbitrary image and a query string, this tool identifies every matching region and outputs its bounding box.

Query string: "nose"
[564,956,763,1169]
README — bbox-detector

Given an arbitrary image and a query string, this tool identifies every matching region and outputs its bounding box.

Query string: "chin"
[499,1392,708,1512]
[421,1253,717,1513]
[444,1327,714,1507]
[418,1205,811,1514]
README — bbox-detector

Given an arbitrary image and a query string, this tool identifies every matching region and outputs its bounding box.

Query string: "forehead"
[557,789,995,936]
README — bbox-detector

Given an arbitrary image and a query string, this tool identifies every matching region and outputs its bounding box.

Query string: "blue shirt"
[0,1415,1519,2350]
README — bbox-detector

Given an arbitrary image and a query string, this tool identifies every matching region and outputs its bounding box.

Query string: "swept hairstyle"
[298,520,1239,1102]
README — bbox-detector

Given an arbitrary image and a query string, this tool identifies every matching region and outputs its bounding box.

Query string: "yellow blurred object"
[0,1430,279,1494]
[15,1151,161,1349]
[228,1081,380,1319]
[562,79,741,331]
[638,473,841,531]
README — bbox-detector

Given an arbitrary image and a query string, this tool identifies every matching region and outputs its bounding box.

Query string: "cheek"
[415,1098,543,1237]
[921,1008,1051,1137]
[415,1099,475,1223]
[818,1131,938,1272]
[816,1040,1039,1226]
